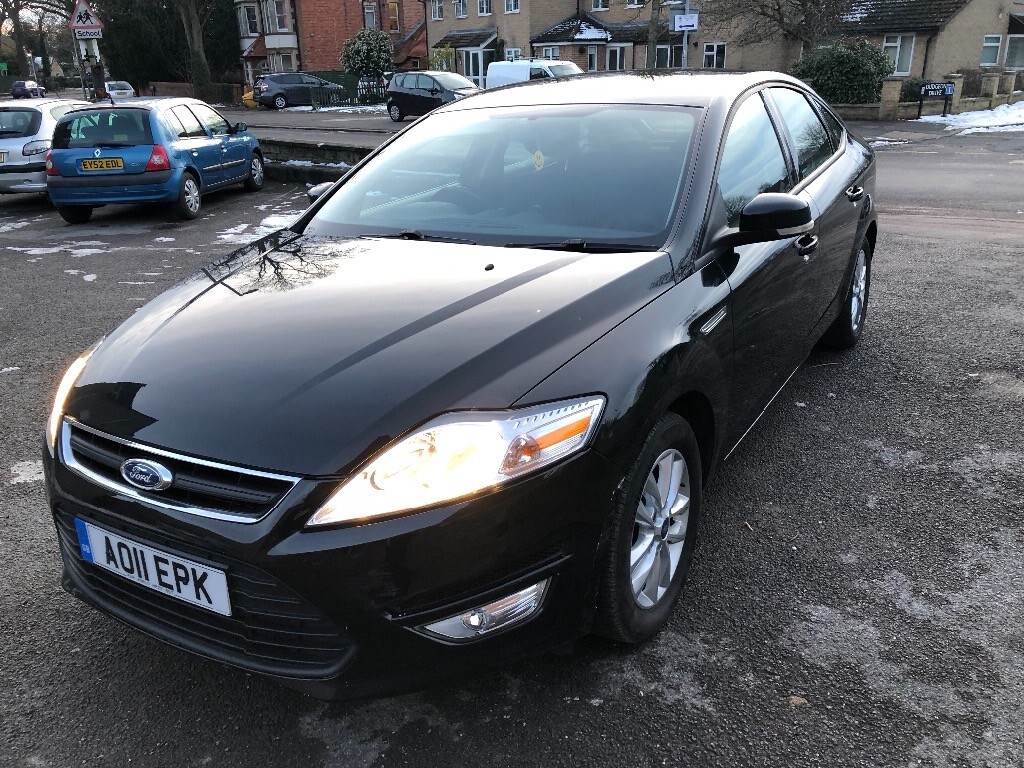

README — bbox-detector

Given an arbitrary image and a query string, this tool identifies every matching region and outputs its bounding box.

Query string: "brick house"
[234,0,302,85]
[839,0,1024,78]
[291,0,426,72]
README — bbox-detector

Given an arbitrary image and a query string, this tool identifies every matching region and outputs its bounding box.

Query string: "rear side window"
[168,106,207,138]
[189,104,231,136]
[0,108,43,139]
[52,109,154,149]
[717,94,791,227]
[392,73,407,88]
[817,102,846,152]
[769,87,834,180]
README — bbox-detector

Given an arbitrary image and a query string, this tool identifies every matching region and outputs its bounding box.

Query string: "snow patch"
[9,460,44,484]
[917,101,1024,133]
[284,104,387,114]
[0,221,29,233]
[0,367,20,374]
[153,236,176,243]
[83,274,96,281]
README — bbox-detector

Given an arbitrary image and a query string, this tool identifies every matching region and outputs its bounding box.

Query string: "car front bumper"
[46,438,621,699]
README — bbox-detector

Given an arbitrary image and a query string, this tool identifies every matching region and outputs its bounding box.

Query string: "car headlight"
[23,139,50,156]
[46,340,102,455]
[307,395,606,526]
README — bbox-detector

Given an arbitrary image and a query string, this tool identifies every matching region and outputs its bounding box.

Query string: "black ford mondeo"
[45,71,875,699]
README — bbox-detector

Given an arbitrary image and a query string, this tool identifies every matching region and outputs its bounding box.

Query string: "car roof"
[448,69,808,110]
[1,98,87,108]
[60,97,214,114]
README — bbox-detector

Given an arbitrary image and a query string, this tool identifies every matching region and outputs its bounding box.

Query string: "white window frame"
[882,34,914,76]
[541,46,559,59]
[981,34,1002,66]
[607,45,627,70]
[364,2,376,28]
[625,0,644,6]
[587,45,598,71]
[242,5,259,35]
[703,42,726,69]
[478,0,491,15]
[1007,35,1024,69]
[655,44,670,68]
[431,0,443,19]
[273,0,289,32]
[592,0,609,10]
[505,47,521,61]
[505,0,519,12]
[388,0,400,31]
[454,0,467,18]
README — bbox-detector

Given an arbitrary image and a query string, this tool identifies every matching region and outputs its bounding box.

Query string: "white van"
[485,59,584,89]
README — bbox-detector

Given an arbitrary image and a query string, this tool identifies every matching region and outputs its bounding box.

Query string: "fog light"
[418,579,550,642]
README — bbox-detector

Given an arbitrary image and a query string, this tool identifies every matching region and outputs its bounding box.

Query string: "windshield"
[548,64,582,77]
[53,109,154,148]
[432,72,477,90]
[305,104,698,249]
[0,108,42,138]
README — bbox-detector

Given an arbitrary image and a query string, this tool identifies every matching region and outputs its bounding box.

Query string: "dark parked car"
[386,70,480,121]
[253,72,345,109]
[11,80,46,99]
[45,71,875,700]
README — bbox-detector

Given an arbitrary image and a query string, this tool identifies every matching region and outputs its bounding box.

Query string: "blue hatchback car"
[46,98,264,224]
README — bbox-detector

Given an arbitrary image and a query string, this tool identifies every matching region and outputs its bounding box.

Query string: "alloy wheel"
[251,157,264,186]
[630,449,691,609]
[184,177,200,214]
[850,248,868,332]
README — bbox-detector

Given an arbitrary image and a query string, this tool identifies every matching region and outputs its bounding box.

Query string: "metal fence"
[306,71,386,110]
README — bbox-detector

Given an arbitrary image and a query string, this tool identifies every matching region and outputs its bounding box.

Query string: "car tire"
[244,154,264,192]
[594,412,702,644]
[821,239,872,350]
[273,94,287,110]
[56,205,93,224]
[388,102,404,122]
[173,172,202,220]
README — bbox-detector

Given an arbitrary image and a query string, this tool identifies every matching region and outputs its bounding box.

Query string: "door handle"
[191,150,199,156]
[846,185,865,202]
[795,234,819,257]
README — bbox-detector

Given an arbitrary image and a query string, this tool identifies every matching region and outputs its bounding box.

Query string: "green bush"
[791,40,895,104]
[340,28,393,80]
[899,76,926,102]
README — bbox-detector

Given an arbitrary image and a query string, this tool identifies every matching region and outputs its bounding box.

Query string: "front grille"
[61,419,298,522]
[56,510,352,679]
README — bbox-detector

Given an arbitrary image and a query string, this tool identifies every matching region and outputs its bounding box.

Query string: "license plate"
[81,157,124,171]
[75,518,231,616]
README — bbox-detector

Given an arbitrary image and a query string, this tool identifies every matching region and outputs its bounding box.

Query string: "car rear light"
[45,150,59,176]
[145,145,170,172]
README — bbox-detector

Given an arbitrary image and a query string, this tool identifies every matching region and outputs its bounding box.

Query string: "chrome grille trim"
[60,418,301,524]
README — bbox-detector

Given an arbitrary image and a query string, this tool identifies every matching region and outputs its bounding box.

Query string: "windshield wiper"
[505,239,656,253]
[360,230,477,245]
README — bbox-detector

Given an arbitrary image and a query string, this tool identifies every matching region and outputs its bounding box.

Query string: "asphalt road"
[2,130,1023,768]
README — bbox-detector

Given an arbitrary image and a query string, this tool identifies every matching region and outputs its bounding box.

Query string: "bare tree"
[169,0,215,97]
[702,0,856,49]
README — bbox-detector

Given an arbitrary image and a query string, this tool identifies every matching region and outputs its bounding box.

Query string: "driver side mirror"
[232,122,248,133]
[705,193,813,253]
[306,181,333,203]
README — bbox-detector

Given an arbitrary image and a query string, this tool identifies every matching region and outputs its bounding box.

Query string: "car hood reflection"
[68,234,673,476]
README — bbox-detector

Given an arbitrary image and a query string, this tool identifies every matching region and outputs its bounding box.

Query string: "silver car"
[105,81,137,101]
[0,98,90,194]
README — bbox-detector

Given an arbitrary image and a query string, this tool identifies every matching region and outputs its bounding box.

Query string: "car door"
[167,105,225,188]
[766,87,863,338]
[420,75,444,113]
[190,103,248,184]
[409,74,432,115]
[709,91,820,441]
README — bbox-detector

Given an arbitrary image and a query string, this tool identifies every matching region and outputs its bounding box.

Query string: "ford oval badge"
[120,459,173,491]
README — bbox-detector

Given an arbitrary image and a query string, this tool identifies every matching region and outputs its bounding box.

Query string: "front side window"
[505,0,519,12]
[431,0,442,20]
[882,34,914,75]
[305,104,698,248]
[454,0,466,18]
[364,3,376,28]
[981,34,1001,66]
[190,103,231,136]
[703,42,726,69]
[768,87,834,180]
[478,0,491,14]
[717,95,791,226]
